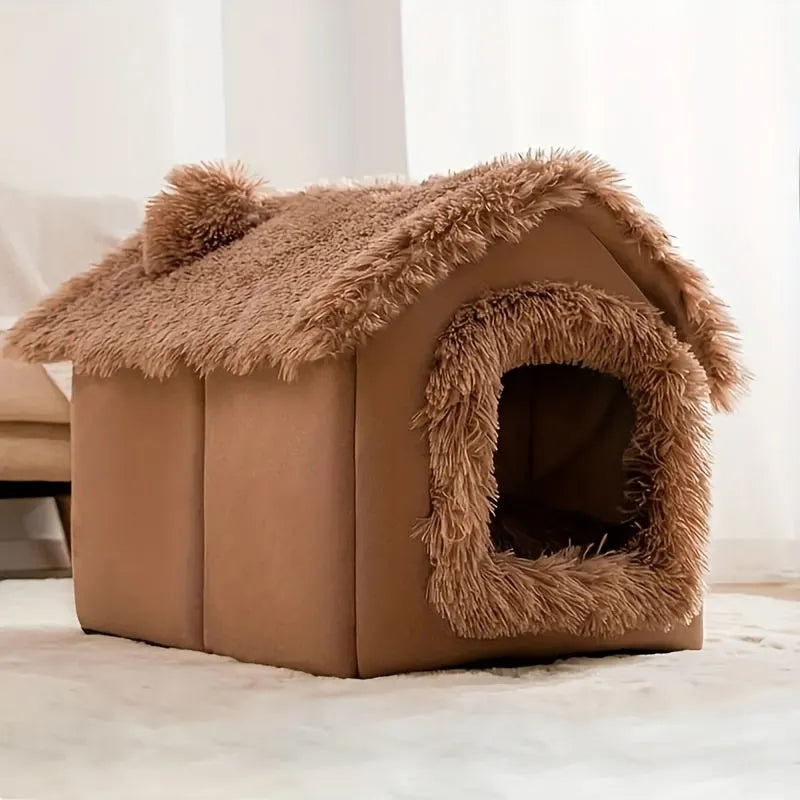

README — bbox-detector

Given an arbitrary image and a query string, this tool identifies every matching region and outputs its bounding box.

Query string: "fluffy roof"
[4,151,745,411]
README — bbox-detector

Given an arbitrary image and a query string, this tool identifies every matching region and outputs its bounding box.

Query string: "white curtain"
[401,0,800,582]
[0,0,225,319]
[0,0,407,314]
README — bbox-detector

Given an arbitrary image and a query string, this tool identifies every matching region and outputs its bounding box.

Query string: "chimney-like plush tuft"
[142,162,275,276]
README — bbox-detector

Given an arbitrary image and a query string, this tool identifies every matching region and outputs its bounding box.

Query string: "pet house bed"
[4,151,746,678]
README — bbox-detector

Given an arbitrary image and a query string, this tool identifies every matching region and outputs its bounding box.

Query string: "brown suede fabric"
[203,361,357,677]
[71,369,204,650]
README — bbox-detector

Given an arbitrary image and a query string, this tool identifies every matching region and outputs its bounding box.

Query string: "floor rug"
[1,579,798,799]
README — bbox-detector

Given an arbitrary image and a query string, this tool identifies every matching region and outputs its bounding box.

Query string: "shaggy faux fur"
[4,150,745,411]
[142,162,277,275]
[414,283,711,639]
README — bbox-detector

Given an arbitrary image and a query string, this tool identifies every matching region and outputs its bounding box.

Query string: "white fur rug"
[1,580,798,799]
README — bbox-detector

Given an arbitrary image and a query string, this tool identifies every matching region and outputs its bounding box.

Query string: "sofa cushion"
[0,358,69,424]
[0,421,70,482]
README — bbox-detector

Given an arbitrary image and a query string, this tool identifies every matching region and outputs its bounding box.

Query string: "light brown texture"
[414,283,710,639]
[0,358,70,481]
[142,162,276,276]
[0,422,70,482]
[203,360,357,677]
[71,368,204,649]
[5,150,745,411]
[0,358,69,423]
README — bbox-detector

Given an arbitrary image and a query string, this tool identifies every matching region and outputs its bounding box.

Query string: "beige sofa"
[0,356,71,577]
[0,357,70,484]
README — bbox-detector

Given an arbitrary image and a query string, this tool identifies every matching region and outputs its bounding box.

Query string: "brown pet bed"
[4,151,745,677]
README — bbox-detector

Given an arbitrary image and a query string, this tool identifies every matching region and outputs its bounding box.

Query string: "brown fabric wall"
[203,361,357,677]
[71,368,204,649]
[354,212,702,677]
[568,203,690,342]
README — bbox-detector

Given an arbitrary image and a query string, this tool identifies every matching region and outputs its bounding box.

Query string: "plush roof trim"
[4,150,746,411]
[415,282,711,638]
[142,162,277,276]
